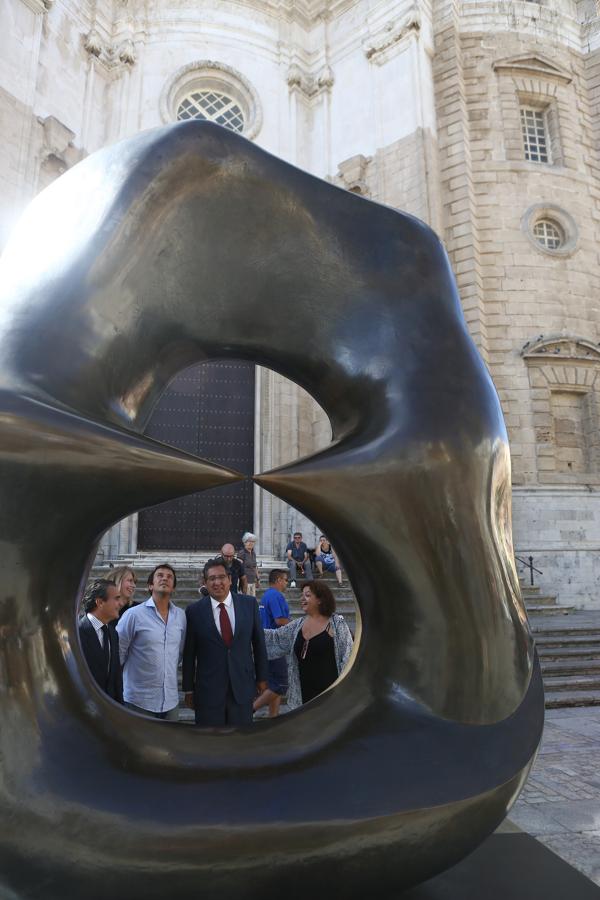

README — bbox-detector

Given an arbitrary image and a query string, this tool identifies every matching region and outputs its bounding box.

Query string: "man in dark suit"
[183,557,268,726]
[79,579,123,703]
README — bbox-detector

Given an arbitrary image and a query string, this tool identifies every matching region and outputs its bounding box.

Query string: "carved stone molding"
[19,0,54,13]
[317,64,334,90]
[83,29,103,58]
[36,115,82,188]
[286,63,310,93]
[363,4,421,64]
[38,115,75,161]
[335,153,371,196]
[287,63,334,98]
[83,29,137,71]
[117,38,136,66]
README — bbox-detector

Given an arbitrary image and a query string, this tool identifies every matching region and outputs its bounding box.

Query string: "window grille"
[177,90,245,133]
[533,219,564,251]
[520,107,549,163]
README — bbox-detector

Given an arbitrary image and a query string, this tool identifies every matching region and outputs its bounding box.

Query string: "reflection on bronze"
[0,122,543,897]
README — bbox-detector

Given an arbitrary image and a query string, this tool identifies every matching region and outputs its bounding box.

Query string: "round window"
[177,90,245,133]
[532,219,564,251]
[160,61,262,139]
[521,204,578,258]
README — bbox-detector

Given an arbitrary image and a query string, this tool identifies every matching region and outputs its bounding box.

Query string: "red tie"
[218,603,233,647]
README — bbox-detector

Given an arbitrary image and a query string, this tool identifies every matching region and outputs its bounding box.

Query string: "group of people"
[79,532,353,727]
[286,532,343,586]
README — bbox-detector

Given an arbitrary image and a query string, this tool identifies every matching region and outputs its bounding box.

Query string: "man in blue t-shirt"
[254,569,291,718]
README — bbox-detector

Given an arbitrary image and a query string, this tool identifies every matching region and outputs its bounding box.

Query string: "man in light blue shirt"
[116,563,186,721]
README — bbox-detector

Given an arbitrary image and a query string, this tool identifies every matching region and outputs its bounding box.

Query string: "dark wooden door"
[137,361,255,550]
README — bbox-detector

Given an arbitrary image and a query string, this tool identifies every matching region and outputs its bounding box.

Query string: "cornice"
[459,1,582,49]
[521,335,600,363]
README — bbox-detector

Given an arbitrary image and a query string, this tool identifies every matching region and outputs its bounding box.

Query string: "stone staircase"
[520,584,574,616]
[91,557,600,710]
[521,581,600,708]
[531,622,600,709]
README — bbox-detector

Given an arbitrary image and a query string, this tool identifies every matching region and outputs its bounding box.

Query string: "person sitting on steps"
[314,534,343,586]
[285,531,312,587]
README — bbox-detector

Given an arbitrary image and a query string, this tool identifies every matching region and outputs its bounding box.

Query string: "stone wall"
[513,486,600,607]
[435,5,600,608]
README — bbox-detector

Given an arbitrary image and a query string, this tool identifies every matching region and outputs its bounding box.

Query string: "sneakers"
[290,580,296,588]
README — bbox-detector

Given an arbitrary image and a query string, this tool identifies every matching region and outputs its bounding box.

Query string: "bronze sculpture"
[0,121,543,898]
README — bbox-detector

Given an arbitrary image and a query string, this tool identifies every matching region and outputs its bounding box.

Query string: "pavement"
[507,706,600,887]
[263,699,600,888]
[258,698,600,886]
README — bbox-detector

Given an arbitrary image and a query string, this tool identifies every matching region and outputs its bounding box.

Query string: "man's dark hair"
[147,563,177,589]
[302,580,336,617]
[293,532,302,538]
[83,579,114,613]
[203,557,229,580]
[269,568,288,585]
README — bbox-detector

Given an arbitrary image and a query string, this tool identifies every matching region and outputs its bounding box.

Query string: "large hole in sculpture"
[80,360,359,726]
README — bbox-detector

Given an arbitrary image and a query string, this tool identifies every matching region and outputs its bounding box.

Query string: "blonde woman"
[106,566,137,618]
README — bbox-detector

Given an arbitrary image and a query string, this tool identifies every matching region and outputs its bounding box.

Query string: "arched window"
[160,61,262,139]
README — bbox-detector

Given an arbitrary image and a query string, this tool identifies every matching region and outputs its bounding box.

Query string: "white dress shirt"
[87,612,107,646]
[210,592,235,637]
[87,611,111,665]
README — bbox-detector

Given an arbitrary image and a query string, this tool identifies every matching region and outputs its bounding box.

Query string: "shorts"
[315,554,337,573]
[267,656,288,695]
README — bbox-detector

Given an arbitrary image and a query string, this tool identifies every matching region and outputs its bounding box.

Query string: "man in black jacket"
[79,579,123,703]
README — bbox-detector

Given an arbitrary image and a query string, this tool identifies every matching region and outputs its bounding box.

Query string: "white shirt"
[116,597,186,713]
[87,612,110,664]
[210,592,235,637]
[87,612,107,647]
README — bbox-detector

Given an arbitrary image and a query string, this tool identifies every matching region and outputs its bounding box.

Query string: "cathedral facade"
[2,0,600,607]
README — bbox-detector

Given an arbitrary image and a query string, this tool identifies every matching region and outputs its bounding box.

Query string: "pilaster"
[431,0,489,361]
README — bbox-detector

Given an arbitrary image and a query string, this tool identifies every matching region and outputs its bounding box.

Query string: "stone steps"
[531,616,600,707]
[534,631,600,643]
[527,605,575,616]
[519,583,576,616]
[544,690,600,709]
[540,659,600,676]
[538,645,600,660]
[523,594,562,607]
[542,674,600,692]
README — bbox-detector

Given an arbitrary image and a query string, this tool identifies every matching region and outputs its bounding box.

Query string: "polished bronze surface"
[0,121,543,898]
